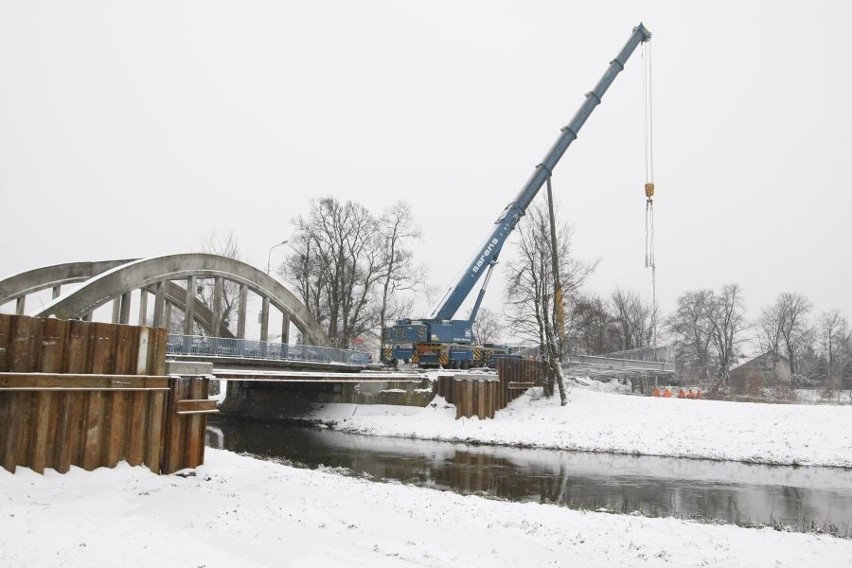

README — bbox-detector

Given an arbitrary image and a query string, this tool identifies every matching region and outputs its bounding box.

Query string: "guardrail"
[568,354,675,372]
[166,334,370,366]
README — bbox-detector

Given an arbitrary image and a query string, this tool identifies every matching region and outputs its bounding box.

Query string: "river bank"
[3,448,851,567]
[4,382,852,566]
[305,381,852,469]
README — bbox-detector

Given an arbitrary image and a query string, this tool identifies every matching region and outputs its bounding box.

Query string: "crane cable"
[642,39,657,345]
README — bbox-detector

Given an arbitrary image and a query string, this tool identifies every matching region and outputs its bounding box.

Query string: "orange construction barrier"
[663,388,672,398]
[695,389,702,399]
[652,387,660,397]
[686,389,695,399]
[677,388,686,398]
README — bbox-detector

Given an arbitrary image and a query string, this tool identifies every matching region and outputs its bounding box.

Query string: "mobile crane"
[383,23,652,368]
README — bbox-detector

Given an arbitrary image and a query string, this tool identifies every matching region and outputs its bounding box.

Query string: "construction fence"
[436,358,542,419]
[0,314,215,475]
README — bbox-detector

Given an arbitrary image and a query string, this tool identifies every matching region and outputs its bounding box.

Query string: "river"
[207,417,852,536]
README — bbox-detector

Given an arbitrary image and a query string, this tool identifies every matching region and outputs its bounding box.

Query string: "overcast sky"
[1,0,850,327]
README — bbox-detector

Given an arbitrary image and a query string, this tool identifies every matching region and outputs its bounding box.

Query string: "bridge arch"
[0,260,137,313]
[25,254,330,346]
[0,261,243,339]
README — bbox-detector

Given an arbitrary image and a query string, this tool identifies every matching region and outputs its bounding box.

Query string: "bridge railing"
[166,334,369,366]
[601,345,674,364]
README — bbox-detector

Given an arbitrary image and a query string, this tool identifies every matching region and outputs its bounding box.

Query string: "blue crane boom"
[385,23,652,368]
[435,22,651,320]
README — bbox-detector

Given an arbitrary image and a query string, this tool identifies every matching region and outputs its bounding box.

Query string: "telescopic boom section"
[431,23,651,322]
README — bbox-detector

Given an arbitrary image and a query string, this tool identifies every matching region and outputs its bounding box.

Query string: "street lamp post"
[267,240,289,275]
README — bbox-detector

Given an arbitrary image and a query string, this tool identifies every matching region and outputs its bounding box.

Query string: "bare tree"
[818,309,847,383]
[284,197,425,349]
[757,303,784,359]
[283,198,388,348]
[706,283,747,386]
[570,293,617,355]
[504,208,550,351]
[842,331,852,389]
[198,229,242,335]
[666,289,714,382]
[376,202,422,351]
[609,289,654,351]
[760,292,813,384]
[504,204,596,400]
[472,307,504,345]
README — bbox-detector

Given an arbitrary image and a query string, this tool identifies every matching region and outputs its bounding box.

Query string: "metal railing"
[166,334,370,366]
[568,354,675,373]
[602,345,675,364]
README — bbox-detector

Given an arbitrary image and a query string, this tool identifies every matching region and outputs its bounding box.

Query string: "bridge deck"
[212,369,425,383]
[171,354,366,374]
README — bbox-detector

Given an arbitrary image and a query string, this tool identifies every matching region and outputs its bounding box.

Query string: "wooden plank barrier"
[161,376,212,474]
[0,314,215,475]
[0,374,169,473]
[436,359,543,420]
[0,314,167,376]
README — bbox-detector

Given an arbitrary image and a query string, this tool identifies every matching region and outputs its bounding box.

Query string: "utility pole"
[546,176,568,405]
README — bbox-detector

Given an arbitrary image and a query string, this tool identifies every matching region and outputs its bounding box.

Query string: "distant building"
[729,353,792,394]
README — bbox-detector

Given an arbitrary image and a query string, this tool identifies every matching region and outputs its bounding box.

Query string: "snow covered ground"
[3,380,852,567]
[796,388,852,405]
[308,382,852,468]
[3,448,852,568]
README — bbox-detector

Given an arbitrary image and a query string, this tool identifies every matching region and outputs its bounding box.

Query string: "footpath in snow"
[2,448,852,568]
[308,383,852,469]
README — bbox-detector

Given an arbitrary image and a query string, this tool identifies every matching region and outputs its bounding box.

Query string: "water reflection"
[207,418,852,535]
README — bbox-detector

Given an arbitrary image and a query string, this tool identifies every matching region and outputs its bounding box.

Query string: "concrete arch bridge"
[0,254,331,347]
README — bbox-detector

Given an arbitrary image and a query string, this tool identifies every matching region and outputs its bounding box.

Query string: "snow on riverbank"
[309,385,852,468]
[3,448,851,568]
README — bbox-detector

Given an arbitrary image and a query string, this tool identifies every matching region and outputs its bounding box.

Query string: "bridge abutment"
[217,378,434,422]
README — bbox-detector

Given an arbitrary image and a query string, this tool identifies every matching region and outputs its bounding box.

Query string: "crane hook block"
[644,182,655,199]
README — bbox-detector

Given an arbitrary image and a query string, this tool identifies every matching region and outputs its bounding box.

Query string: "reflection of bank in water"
[206,419,852,536]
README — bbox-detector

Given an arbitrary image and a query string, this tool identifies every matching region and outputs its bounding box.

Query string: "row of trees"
[269,197,666,367]
[191,198,661,371]
[276,197,663,364]
[498,201,851,393]
[191,196,849,397]
[181,209,422,349]
[668,288,852,388]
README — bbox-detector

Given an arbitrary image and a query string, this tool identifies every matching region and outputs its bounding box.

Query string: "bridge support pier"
[119,292,131,324]
[153,282,166,328]
[112,297,121,323]
[282,314,290,344]
[237,284,248,339]
[138,289,148,326]
[184,276,196,335]
[260,297,270,342]
[212,277,223,335]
